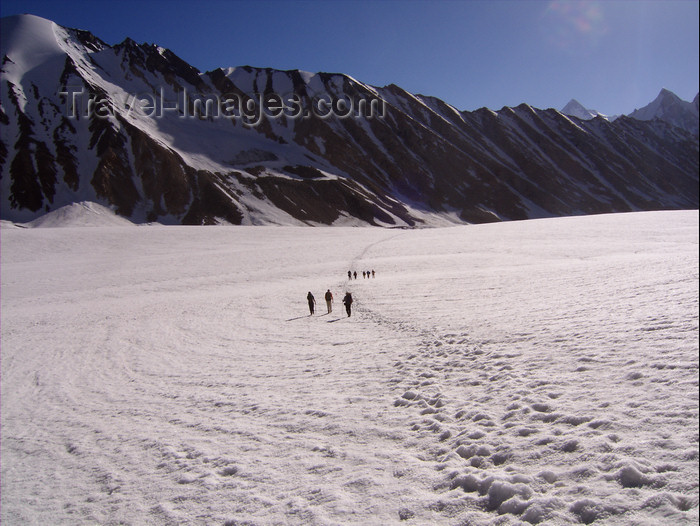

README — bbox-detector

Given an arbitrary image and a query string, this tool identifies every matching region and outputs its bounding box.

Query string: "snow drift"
[25,201,135,228]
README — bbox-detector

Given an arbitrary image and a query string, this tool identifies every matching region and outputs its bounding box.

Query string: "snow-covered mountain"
[629,88,699,135]
[1,14,698,226]
[560,99,616,121]
[561,90,700,133]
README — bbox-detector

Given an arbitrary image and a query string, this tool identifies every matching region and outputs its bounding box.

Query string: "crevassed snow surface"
[1,210,698,525]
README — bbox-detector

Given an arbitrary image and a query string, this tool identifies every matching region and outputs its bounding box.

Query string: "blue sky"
[1,0,698,115]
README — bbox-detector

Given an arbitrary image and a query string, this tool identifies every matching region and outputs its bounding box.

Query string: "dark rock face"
[1,15,698,225]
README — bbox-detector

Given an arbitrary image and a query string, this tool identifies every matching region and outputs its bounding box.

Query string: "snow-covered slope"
[1,211,698,524]
[0,13,74,84]
[1,14,698,226]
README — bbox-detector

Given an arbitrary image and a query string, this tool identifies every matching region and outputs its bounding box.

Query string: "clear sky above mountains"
[1,0,697,116]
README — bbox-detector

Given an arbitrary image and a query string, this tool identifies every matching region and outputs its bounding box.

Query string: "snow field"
[1,210,698,525]
[352,212,699,524]
[1,224,452,525]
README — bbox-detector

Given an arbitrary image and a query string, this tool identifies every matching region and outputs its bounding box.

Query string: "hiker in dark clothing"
[353,271,357,280]
[348,271,352,280]
[307,291,316,315]
[325,289,333,313]
[342,292,353,317]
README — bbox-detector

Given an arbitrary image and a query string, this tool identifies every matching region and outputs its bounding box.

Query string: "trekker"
[325,289,333,313]
[348,271,352,280]
[307,291,316,315]
[353,271,357,280]
[342,292,353,317]
[371,270,375,278]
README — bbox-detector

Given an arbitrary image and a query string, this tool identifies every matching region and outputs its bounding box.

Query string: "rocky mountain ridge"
[1,14,698,226]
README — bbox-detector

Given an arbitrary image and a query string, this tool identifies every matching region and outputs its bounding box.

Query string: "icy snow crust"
[1,210,698,525]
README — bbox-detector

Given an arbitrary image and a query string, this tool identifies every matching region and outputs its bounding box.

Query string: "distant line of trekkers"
[348,270,375,280]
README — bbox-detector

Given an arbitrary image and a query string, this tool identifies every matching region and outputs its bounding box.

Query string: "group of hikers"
[306,290,353,317]
[348,270,375,279]
[306,269,376,318]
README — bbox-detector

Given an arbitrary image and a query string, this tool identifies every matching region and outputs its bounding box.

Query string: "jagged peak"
[655,87,683,104]
[658,87,677,96]
[628,88,698,134]
[115,36,139,49]
[64,26,107,53]
[563,98,585,109]
[631,88,695,115]
[560,99,610,121]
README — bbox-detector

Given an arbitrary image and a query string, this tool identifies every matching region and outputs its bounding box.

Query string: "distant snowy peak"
[630,89,687,120]
[628,89,699,135]
[562,99,604,120]
[561,90,699,134]
[560,99,617,121]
